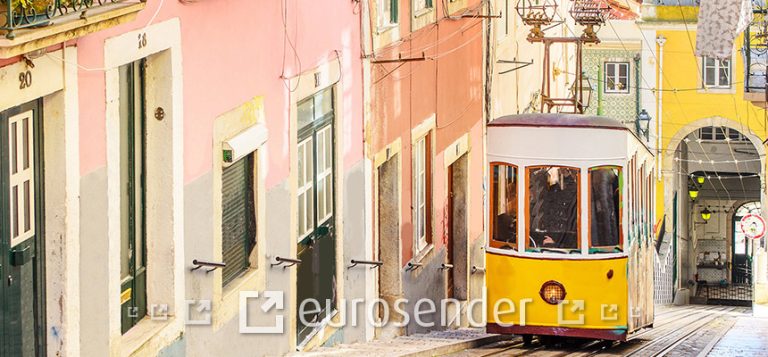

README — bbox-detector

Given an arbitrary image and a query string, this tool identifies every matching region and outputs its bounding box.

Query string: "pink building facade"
[0,0,369,355]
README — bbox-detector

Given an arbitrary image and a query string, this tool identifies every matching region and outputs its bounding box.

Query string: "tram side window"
[527,166,580,252]
[589,167,622,252]
[491,164,518,249]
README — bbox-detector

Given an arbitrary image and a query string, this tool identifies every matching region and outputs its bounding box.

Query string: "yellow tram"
[485,114,655,341]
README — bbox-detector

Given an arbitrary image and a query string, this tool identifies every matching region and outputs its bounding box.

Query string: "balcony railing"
[1,0,137,39]
[651,0,700,5]
[745,6,768,98]
[0,0,143,58]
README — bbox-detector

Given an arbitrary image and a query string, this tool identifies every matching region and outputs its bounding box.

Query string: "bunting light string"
[673,157,763,165]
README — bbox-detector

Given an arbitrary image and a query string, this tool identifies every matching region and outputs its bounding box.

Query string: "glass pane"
[297,98,314,130]
[325,177,332,216]
[298,193,305,236]
[119,63,132,280]
[22,117,29,170]
[314,88,334,119]
[23,180,30,233]
[619,64,628,77]
[491,165,518,249]
[528,166,580,252]
[590,167,621,249]
[705,67,716,86]
[12,185,18,238]
[715,127,726,140]
[728,128,741,140]
[719,64,730,86]
[700,126,713,140]
[10,121,17,174]
[317,177,326,221]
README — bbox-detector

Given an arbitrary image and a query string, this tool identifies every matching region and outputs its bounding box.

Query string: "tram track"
[445,305,746,357]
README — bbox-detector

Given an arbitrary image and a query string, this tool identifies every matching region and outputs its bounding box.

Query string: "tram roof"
[489,114,629,131]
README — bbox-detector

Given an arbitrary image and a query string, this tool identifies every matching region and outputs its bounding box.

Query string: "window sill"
[413,7,433,18]
[213,267,265,331]
[698,87,735,94]
[412,243,435,264]
[121,316,181,357]
[411,7,436,32]
[604,91,631,95]
[376,23,399,36]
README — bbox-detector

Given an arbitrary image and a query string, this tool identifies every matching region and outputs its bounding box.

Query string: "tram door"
[0,99,45,357]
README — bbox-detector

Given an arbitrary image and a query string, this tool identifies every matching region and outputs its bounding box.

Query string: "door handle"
[7,275,13,286]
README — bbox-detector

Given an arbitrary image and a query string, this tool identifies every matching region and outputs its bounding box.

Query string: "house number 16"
[138,33,147,49]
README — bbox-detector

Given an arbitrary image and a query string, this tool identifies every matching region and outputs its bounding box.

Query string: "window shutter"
[221,155,256,286]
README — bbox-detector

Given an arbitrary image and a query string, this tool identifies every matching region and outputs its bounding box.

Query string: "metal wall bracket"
[371,52,427,64]
[191,259,226,273]
[497,58,534,75]
[348,259,384,269]
[440,263,454,270]
[271,256,302,268]
[471,266,486,274]
[406,262,423,271]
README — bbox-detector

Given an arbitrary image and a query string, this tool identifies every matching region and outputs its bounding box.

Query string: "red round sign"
[740,214,766,240]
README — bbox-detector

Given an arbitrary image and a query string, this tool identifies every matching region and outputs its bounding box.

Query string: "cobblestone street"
[308,305,768,357]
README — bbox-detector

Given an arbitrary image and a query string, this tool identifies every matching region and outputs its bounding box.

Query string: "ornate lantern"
[701,207,712,221]
[570,71,594,112]
[636,109,651,141]
[516,0,558,42]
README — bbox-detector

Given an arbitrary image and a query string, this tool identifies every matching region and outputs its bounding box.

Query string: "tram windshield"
[589,166,622,252]
[527,166,580,253]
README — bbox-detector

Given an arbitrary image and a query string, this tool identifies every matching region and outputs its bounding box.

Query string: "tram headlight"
[539,280,566,305]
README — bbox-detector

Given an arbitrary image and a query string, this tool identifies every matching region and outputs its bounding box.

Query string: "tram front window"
[490,164,518,249]
[589,166,622,252]
[527,166,580,253]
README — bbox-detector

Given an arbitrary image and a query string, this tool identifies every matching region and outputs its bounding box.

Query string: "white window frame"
[8,110,36,248]
[604,62,630,94]
[413,135,429,253]
[378,0,398,30]
[297,136,315,239]
[703,57,732,88]
[698,126,749,142]
[413,0,433,14]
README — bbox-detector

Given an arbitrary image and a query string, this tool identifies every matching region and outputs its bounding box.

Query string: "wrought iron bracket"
[348,259,384,269]
[271,256,302,268]
[497,58,534,75]
[191,259,227,273]
[371,52,427,64]
[440,263,454,271]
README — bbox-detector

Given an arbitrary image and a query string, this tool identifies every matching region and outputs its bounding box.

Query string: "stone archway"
[660,116,768,313]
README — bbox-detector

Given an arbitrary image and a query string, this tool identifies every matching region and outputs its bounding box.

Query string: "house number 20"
[18,70,32,90]
[138,33,147,49]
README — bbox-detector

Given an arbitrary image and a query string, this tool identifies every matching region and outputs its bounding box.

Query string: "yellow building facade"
[640,2,768,313]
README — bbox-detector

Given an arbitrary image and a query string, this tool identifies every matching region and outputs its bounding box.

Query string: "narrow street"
[443,305,764,357]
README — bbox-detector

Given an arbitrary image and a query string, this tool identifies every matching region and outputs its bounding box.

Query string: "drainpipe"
[597,65,604,115]
[634,54,641,124]
[656,35,667,180]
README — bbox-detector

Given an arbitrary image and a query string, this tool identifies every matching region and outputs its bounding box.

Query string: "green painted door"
[120,59,147,333]
[296,88,336,345]
[0,99,46,357]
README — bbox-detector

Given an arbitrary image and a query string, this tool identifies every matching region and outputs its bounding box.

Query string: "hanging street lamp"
[701,207,712,221]
[636,109,651,141]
